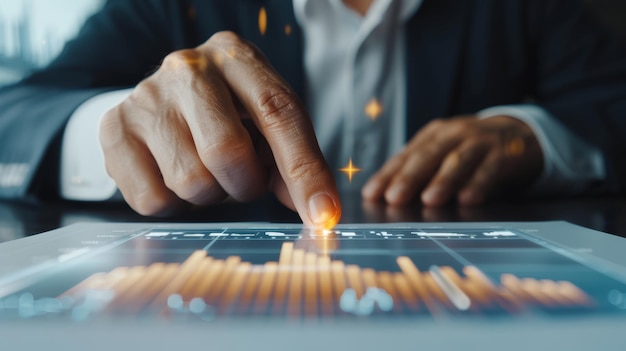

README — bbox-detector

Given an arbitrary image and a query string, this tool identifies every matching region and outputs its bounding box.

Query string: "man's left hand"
[362,115,543,206]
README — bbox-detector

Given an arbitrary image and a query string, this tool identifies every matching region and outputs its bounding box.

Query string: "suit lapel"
[405,0,470,139]
[237,0,305,102]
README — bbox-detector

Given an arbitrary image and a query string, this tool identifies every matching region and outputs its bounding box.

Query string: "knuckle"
[257,89,301,130]
[200,131,251,163]
[162,50,189,67]
[417,143,440,160]
[99,107,128,148]
[208,31,244,47]
[286,156,327,184]
[206,31,258,60]
[427,118,447,130]
[167,171,216,203]
[448,121,468,135]
[162,49,207,73]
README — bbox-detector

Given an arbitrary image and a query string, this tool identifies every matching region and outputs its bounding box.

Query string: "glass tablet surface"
[1,222,625,322]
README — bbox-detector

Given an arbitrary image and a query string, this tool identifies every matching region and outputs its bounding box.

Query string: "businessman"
[1,0,625,228]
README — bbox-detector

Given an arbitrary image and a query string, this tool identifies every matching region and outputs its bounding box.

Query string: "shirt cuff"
[478,104,606,194]
[60,89,132,200]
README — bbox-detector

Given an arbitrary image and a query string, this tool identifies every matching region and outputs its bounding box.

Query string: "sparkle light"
[339,158,361,183]
[364,98,383,120]
[258,7,267,36]
[285,24,292,36]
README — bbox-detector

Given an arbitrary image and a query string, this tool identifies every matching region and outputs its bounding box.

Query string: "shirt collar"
[293,0,422,28]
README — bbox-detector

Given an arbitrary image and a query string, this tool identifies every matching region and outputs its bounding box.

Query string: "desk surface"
[1,193,625,243]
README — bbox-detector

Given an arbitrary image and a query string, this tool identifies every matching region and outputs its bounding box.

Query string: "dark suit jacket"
[1,0,626,200]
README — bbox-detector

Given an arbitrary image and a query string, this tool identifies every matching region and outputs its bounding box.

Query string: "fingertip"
[458,188,484,206]
[421,186,447,207]
[307,191,341,230]
[362,179,382,200]
[384,184,407,205]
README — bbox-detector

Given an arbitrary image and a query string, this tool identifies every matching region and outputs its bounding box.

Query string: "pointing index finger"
[202,32,341,228]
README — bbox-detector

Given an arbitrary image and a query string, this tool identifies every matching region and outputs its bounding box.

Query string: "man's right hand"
[99,31,341,229]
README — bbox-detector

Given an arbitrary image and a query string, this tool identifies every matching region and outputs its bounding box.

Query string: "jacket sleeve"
[0,0,193,200]
[528,0,626,193]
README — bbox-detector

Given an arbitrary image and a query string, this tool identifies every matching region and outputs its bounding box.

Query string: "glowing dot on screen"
[339,158,361,183]
[189,298,207,314]
[285,24,292,36]
[167,294,184,310]
[364,98,383,120]
[258,7,268,36]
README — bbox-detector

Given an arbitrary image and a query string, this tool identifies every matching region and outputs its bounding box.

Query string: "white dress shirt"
[60,0,606,200]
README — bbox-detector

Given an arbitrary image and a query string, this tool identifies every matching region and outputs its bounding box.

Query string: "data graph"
[59,242,592,318]
[0,226,623,322]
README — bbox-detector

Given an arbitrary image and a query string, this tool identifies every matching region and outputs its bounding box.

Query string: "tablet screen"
[1,225,625,321]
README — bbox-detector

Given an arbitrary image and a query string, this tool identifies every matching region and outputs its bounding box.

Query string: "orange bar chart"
[59,242,593,318]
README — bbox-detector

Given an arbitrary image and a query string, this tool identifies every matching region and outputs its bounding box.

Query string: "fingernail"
[422,186,443,205]
[308,192,338,228]
[362,181,379,199]
[385,184,405,203]
[459,190,483,205]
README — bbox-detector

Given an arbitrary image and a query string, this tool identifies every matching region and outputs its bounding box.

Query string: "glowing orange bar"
[272,264,292,314]
[423,273,452,309]
[205,256,242,304]
[253,262,278,315]
[304,252,318,317]
[318,256,331,266]
[439,266,463,287]
[500,274,533,305]
[111,263,166,311]
[287,249,305,317]
[463,266,522,313]
[346,265,364,298]
[462,266,496,307]
[74,267,131,295]
[219,262,251,314]
[110,266,147,293]
[397,256,435,314]
[520,278,556,306]
[537,279,570,306]
[100,267,135,291]
[178,257,213,300]
[152,250,207,310]
[556,281,591,306]
[377,272,402,313]
[330,261,347,304]
[496,289,524,313]
[59,272,108,298]
[362,269,378,289]
[463,281,489,311]
[194,260,225,299]
[317,257,334,316]
[128,263,180,314]
[237,266,262,314]
[272,242,295,314]
[392,273,419,312]
[279,242,294,266]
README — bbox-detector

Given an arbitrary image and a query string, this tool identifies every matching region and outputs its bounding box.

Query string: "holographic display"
[0,225,625,321]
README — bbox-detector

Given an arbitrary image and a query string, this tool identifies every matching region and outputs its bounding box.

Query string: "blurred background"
[0,0,624,88]
[0,0,104,87]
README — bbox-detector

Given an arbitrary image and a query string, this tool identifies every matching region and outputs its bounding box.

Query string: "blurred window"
[0,0,104,87]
